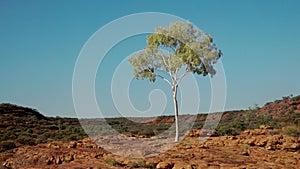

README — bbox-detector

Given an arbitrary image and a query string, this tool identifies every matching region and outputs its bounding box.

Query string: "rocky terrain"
[0,94,299,168]
[1,125,299,169]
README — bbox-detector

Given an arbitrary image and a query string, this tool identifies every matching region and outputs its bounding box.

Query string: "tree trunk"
[173,85,179,142]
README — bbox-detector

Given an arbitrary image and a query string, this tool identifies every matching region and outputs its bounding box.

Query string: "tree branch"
[145,67,172,86]
[156,74,172,86]
[177,69,190,85]
[174,68,179,80]
[170,46,176,52]
[166,51,177,83]
[161,55,169,72]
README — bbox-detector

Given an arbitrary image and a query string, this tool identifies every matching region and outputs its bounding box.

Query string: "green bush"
[216,125,235,136]
[38,132,53,141]
[250,112,275,129]
[35,138,43,144]
[16,135,36,145]
[0,134,9,142]
[192,122,204,129]
[105,157,123,167]
[68,126,81,133]
[282,126,300,137]
[26,128,33,134]
[6,126,15,130]
[0,141,16,151]
[137,129,155,137]
[2,131,17,140]
[240,144,250,155]
[129,160,147,168]
[63,133,83,141]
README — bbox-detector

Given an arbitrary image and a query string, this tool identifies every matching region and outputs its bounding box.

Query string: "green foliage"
[251,112,277,129]
[277,112,300,125]
[38,132,52,142]
[137,129,155,137]
[6,126,15,131]
[0,130,16,141]
[0,134,9,142]
[216,125,235,136]
[192,121,204,129]
[128,21,222,83]
[68,126,83,133]
[216,109,279,136]
[180,138,193,146]
[105,157,123,167]
[16,135,36,146]
[240,144,250,154]
[282,96,291,100]
[57,120,66,131]
[47,125,59,130]
[26,128,33,134]
[129,160,148,168]
[0,141,16,152]
[35,138,43,144]
[230,117,248,133]
[104,117,171,137]
[64,133,84,141]
[0,103,89,151]
[282,126,300,137]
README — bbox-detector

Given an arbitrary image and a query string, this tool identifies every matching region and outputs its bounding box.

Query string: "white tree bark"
[172,85,179,142]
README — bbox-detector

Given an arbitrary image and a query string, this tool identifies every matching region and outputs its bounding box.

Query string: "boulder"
[156,161,174,169]
[172,162,193,169]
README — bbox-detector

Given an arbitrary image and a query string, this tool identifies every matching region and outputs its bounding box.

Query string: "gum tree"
[128,21,222,142]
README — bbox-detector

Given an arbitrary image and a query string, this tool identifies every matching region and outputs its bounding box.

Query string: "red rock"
[156,161,174,169]
[172,162,193,169]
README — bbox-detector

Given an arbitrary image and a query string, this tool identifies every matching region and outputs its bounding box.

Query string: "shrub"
[180,138,193,146]
[216,125,235,136]
[68,126,82,133]
[129,160,147,168]
[35,138,43,144]
[230,117,247,133]
[240,144,250,155]
[6,126,15,130]
[0,134,9,142]
[0,141,16,151]
[146,161,157,169]
[250,112,275,129]
[192,122,204,129]
[57,121,66,131]
[16,135,36,146]
[282,126,300,137]
[105,157,123,167]
[47,125,59,130]
[2,131,17,140]
[26,128,33,134]
[38,132,52,141]
[63,133,83,141]
[241,144,250,152]
[137,129,155,137]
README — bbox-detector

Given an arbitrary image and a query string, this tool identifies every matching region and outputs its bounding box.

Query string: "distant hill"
[214,95,300,136]
[260,95,300,118]
[0,103,46,120]
[0,103,87,152]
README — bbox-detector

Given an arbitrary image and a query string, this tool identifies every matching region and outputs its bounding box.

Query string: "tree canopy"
[128,21,222,85]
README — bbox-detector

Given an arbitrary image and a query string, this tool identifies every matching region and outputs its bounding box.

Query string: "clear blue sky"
[0,0,299,117]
